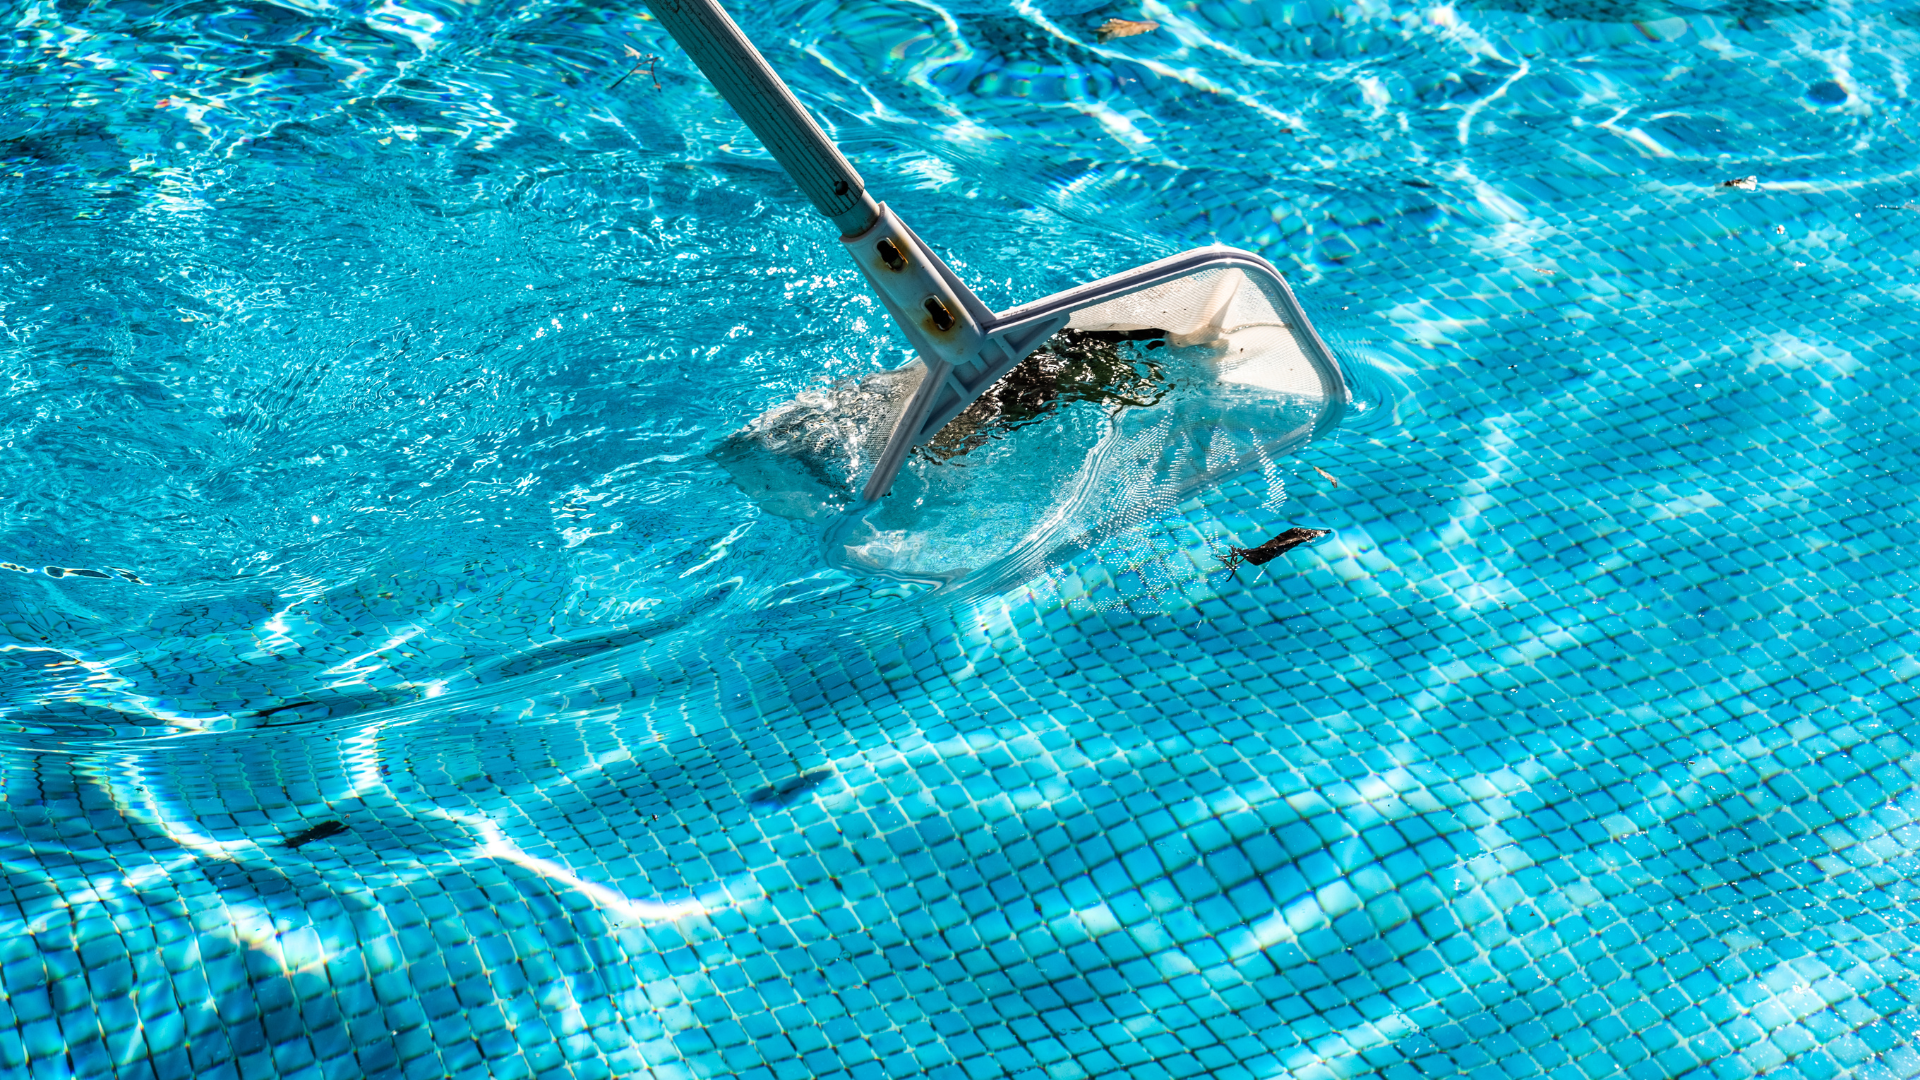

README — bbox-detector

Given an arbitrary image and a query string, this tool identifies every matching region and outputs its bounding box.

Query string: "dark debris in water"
[747,771,832,808]
[1218,527,1331,571]
[251,686,423,725]
[480,583,733,682]
[609,45,660,91]
[919,328,1171,463]
[1806,79,1847,106]
[282,820,349,849]
[13,563,146,583]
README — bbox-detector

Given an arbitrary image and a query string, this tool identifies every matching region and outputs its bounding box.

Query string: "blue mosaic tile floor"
[3,0,1920,1077]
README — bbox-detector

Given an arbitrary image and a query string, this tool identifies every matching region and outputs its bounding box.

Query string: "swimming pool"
[2,0,1917,1076]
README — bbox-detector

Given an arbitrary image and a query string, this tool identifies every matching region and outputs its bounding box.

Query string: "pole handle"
[644,0,878,234]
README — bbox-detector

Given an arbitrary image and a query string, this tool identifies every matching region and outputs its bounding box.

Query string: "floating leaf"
[1218,527,1330,571]
[1096,18,1159,42]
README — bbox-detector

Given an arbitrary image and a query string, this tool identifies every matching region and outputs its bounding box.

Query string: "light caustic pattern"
[2,0,1920,1077]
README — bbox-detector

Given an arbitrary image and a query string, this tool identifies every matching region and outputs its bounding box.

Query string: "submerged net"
[713,264,1340,595]
[706,364,927,523]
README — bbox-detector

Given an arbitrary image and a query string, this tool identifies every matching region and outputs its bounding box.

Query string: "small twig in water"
[611,45,661,90]
[1310,463,1340,487]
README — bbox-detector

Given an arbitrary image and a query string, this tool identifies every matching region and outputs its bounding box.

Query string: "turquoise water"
[4,0,1919,1076]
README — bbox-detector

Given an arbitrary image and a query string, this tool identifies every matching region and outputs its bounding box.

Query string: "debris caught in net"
[917,329,1171,463]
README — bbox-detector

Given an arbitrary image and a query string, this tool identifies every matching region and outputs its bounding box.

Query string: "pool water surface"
[2,0,1918,1077]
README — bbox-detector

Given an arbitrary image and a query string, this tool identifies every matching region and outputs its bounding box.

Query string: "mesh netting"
[715,262,1339,590]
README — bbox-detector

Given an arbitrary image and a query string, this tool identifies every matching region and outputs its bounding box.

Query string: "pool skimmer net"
[648,0,1349,530]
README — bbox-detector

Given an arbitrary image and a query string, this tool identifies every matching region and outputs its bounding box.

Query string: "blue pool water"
[4,0,1920,1076]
